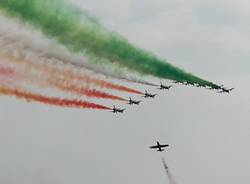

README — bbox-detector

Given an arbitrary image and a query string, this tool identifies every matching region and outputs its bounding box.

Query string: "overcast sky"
[1,0,250,184]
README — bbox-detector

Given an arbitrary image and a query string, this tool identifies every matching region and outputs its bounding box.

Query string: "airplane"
[111,106,125,113]
[150,141,169,152]
[217,88,234,93]
[128,97,141,105]
[143,90,157,98]
[158,82,173,90]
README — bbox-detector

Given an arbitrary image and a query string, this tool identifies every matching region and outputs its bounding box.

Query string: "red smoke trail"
[89,79,144,95]
[81,89,127,101]
[44,63,143,95]
[0,86,111,110]
[1,53,143,95]
[0,55,129,101]
[53,81,128,101]
[50,68,143,95]
[0,64,15,77]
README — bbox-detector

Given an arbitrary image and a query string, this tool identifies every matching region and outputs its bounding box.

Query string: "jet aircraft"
[111,106,125,113]
[128,97,141,105]
[150,141,169,152]
[218,88,234,93]
[158,82,173,90]
[143,90,157,98]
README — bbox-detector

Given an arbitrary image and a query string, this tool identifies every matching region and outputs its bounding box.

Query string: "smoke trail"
[162,158,177,184]
[0,15,154,87]
[0,85,111,110]
[0,64,14,76]
[0,54,129,101]
[47,78,129,101]
[0,0,219,88]
[0,16,143,95]
[0,55,118,109]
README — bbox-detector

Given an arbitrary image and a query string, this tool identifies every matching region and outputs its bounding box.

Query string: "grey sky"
[0,0,250,184]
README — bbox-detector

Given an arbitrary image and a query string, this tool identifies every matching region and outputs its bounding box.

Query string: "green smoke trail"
[0,0,219,88]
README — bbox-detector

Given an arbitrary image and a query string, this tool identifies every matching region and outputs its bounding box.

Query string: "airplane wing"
[118,109,125,112]
[161,144,169,148]
[150,145,159,149]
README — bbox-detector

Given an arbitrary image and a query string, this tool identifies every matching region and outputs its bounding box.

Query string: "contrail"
[0,0,219,88]
[162,158,177,184]
[0,15,155,87]
[0,54,129,101]
[0,85,111,110]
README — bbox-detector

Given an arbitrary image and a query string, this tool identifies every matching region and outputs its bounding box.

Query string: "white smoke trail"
[162,158,177,184]
[0,15,156,86]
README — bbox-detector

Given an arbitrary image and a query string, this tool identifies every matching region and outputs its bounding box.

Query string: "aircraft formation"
[111,83,161,113]
[111,81,234,113]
